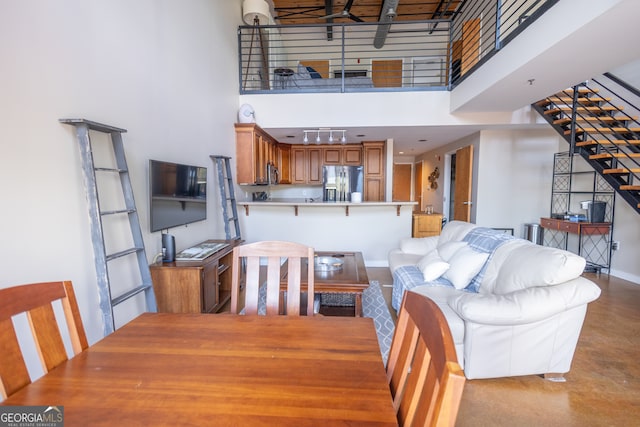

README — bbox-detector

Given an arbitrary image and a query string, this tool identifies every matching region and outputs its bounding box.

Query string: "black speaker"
[162,233,175,263]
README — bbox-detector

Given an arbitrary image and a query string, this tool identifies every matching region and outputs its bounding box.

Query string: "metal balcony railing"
[238,0,558,94]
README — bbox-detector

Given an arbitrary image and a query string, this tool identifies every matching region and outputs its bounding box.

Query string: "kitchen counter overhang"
[240,200,417,216]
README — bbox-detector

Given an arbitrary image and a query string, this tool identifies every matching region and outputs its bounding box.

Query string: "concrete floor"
[368,268,640,427]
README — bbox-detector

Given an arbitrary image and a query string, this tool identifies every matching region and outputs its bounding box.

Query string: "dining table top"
[2,312,398,426]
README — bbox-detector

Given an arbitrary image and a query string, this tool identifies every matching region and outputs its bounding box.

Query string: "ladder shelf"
[61,118,156,336]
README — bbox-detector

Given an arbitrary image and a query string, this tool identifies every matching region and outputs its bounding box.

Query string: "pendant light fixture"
[302,129,347,145]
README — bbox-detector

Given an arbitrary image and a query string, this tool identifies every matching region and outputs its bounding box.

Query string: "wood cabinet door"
[255,133,266,184]
[323,147,342,164]
[343,146,362,165]
[364,177,384,202]
[235,124,258,185]
[291,147,307,184]
[202,262,218,313]
[307,148,322,184]
[363,141,385,201]
[278,143,291,184]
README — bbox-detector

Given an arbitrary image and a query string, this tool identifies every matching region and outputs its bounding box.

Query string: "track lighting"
[302,129,347,145]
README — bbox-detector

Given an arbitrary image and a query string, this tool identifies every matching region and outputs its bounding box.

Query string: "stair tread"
[619,185,640,190]
[565,127,640,135]
[603,168,640,174]
[544,106,620,114]
[553,116,637,125]
[576,139,640,146]
[590,153,640,159]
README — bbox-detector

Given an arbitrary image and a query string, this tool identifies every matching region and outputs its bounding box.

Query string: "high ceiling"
[270,0,463,25]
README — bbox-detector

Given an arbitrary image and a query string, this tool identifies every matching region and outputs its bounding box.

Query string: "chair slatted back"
[386,291,465,426]
[0,281,88,399]
[230,241,315,316]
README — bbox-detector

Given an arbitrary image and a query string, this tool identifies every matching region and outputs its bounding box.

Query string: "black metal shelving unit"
[545,151,615,273]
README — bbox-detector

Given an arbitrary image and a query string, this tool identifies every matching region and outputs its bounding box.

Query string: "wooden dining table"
[2,313,398,426]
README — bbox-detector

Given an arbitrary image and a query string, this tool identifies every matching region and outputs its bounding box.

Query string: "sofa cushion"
[399,236,438,255]
[437,220,478,246]
[494,244,587,294]
[416,250,450,281]
[437,241,468,261]
[442,245,489,290]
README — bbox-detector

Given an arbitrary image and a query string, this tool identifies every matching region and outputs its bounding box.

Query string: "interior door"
[372,59,403,87]
[414,161,423,212]
[461,18,481,76]
[392,163,412,201]
[453,145,473,222]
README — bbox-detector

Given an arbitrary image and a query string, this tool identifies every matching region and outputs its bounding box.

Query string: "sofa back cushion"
[493,243,586,294]
[437,221,478,247]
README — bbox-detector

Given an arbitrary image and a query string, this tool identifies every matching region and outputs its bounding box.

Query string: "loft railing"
[238,0,558,94]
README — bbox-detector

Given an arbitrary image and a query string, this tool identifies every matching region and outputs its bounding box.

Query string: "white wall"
[0,0,242,346]
[475,129,559,236]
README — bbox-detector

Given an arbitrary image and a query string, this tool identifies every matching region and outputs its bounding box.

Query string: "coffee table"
[280,251,369,316]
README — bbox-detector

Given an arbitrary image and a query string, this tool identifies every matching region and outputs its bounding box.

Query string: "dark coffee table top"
[281,251,369,293]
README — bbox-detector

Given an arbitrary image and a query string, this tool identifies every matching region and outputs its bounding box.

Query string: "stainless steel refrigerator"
[322,165,364,202]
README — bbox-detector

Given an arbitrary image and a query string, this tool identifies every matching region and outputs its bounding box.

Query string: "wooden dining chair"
[386,291,466,427]
[0,280,89,400]
[230,241,315,315]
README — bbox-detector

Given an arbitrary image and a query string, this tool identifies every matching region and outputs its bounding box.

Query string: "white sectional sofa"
[388,221,601,380]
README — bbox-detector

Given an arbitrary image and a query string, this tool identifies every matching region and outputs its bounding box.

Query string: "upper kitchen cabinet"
[323,146,362,166]
[363,141,386,201]
[291,146,322,184]
[235,123,283,185]
[277,143,291,184]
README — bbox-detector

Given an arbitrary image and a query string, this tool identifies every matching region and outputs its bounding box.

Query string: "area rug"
[363,280,395,366]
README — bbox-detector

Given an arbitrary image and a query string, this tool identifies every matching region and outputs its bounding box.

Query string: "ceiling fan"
[320,0,364,22]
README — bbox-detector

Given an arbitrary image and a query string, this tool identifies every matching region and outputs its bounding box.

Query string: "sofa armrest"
[448,277,601,326]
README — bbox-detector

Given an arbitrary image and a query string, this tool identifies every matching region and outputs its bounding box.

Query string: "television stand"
[175,242,229,261]
[150,239,242,313]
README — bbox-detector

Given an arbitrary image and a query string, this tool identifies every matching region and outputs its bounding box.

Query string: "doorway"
[392,163,412,201]
[445,145,473,222]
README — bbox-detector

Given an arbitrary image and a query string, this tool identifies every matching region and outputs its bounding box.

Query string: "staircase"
[532,74,640,215]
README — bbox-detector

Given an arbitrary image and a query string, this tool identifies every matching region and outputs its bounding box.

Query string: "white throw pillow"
[400,237,438,256]
[442,245,489,290]
[437,241,468,261]
[416,250,450,281]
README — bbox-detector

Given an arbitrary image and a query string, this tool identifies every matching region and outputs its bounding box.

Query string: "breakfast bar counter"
[237,200,417,267]
[240,199,416,216]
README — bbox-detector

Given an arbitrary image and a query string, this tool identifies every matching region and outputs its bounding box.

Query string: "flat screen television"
[149,159,207,232]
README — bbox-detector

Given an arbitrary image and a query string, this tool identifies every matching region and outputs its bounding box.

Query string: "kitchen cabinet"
[150,240,241,313]
[291,145,322,184]
[412,213,443,237]
[323,146,362,165]
[235,123,279,185]
[277,143,291,184]
[363,141,385,201]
